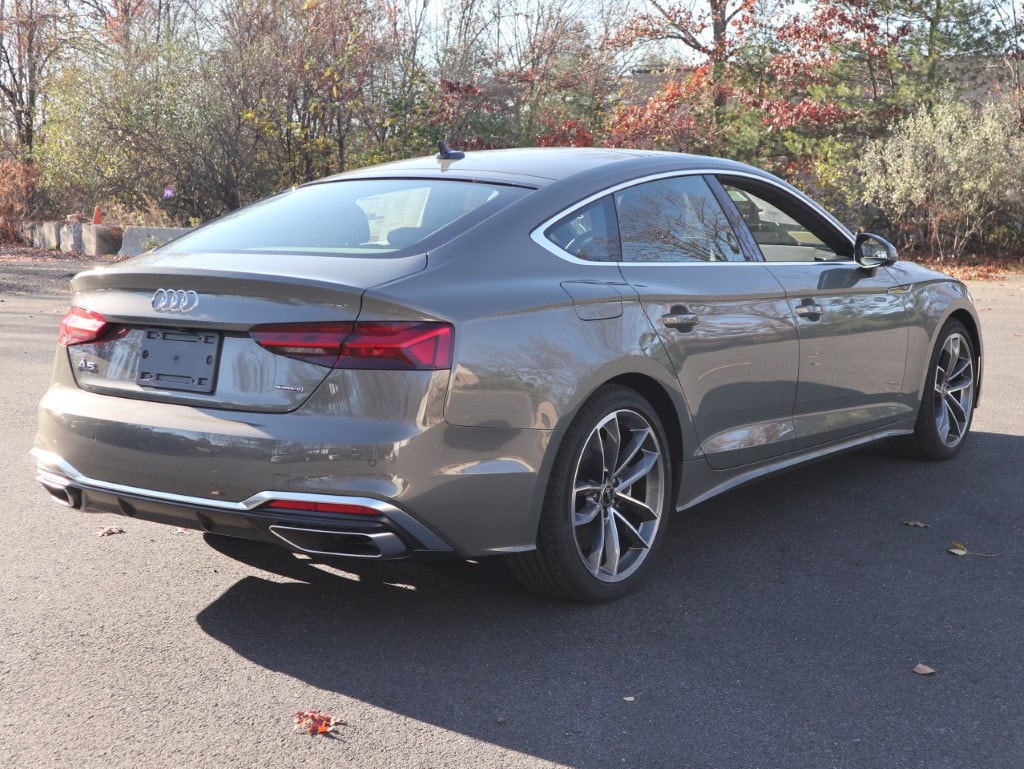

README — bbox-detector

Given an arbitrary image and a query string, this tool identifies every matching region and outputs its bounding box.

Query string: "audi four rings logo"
[151,289,199,313]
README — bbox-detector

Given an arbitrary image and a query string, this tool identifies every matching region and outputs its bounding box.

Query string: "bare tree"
[0,0,70,154]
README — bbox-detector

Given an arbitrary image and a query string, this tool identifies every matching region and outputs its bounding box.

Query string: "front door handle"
[662,312,700,330]
[795,304,825,319]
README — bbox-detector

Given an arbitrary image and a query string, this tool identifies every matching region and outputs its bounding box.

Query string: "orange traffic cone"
[92,206,102,225]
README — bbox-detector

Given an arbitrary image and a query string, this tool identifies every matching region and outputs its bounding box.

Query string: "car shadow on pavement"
[195,432,1024,769]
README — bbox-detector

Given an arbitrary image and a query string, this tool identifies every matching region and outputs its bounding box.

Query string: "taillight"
[58,307,109,346]
[263,500,379,515]
[340,322,453,369]
[251,321,453,370]
[249,322,353,368]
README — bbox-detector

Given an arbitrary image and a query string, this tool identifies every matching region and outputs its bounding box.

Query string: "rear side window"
[159,179,531,256]
[615,176,742,262]
[544,197,619,262]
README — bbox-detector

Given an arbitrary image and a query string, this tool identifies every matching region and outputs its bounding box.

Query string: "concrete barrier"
[60,222,84,254]
[33,222,61,250]
[20,222,36,245]
[82,224,123,257]
[118,226,192,257]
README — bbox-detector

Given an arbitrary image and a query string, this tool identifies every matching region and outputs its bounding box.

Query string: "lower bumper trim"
[32,448,454,559]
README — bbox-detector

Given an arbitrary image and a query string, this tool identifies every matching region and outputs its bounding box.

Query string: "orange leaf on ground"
[294,709,343,736]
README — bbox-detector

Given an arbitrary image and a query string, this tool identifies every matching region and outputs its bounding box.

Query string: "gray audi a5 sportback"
[33,147,982,602]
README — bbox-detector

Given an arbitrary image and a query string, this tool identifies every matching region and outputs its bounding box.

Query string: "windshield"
[160,178,532,256]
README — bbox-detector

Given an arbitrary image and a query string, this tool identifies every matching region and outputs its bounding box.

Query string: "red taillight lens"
[340,322,453,370]
[251,321,453,370]
[249,322,354,368]
[58,307,109,346]
[263,500,379,515]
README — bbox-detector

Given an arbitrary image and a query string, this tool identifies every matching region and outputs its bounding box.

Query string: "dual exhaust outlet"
[40,480,407,559]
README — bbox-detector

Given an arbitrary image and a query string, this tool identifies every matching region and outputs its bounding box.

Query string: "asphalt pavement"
[1,271,1022,769]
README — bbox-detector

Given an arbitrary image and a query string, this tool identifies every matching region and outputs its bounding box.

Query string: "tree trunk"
[711,0,729,108]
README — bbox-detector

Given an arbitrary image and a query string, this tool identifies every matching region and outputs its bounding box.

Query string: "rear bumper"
[34,359,558,555]
[34,449,453,559]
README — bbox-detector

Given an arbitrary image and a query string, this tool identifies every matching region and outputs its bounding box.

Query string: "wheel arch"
[897,308,980,460]
[602,372,686,504]
[509,376,683,601]
[526,370,691,550]
[947,308,983,405]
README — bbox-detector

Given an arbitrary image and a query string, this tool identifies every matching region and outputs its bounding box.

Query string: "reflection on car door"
[614,175,800,470]
[717,178,910,450]
[767,263,910,449]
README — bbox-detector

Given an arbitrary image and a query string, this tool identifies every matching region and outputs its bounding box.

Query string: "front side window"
[614,176,742,263]
[720,182,845,262]
[155,179,532,257]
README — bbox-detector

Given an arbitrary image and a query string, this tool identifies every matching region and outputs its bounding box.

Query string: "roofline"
[311,147,772,188]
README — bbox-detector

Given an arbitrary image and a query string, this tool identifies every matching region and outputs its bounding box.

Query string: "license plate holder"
[137,329,221,393]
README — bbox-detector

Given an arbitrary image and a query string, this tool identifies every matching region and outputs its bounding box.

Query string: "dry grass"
[0,242,96,263]
[913,248,1024,281]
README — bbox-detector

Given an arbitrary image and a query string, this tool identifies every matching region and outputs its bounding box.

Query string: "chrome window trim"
[530,168,856,267]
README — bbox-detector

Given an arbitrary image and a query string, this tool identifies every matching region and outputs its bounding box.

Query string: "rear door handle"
[662,312,700,330]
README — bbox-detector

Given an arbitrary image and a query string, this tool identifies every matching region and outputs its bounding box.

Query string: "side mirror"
[854,232,898,269]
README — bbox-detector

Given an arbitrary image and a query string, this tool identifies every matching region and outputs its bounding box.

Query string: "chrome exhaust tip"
[41,482,82,509]
[269,525,407,559]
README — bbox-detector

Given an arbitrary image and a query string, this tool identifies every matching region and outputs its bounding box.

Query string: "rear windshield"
[160,179,532,256]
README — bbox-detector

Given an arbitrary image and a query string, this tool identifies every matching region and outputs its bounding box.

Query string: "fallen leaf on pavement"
[913,663,936,675]
[947,540,1000,557]
[901,520,929,528]
[622,696,635,702]
[294,710,343,736]
[97,526,125,537]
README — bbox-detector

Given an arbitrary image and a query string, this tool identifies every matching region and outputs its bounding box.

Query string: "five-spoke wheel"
[508,385,671,602]
[570,408,666,583]
[905,319,977,460]
[931,328,975,448]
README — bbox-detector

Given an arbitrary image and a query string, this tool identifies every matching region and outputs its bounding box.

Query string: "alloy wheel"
[932,331,975,448]
[570,408,666,582]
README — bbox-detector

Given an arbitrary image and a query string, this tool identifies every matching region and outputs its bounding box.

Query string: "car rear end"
[33,174,539,559]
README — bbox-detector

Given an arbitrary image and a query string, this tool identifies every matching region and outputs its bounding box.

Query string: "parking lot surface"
[2,271,1023,769]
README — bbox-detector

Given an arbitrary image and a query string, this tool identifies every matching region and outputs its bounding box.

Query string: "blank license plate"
[137,329,221,393]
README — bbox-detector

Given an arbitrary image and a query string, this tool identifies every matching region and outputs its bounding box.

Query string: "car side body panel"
[764,262,912,449]
[359,205,699,443]
[619,261,800,469]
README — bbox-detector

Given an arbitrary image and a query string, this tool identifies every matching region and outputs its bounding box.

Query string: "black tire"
[508,385,673,603]
[901,319,977,460]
